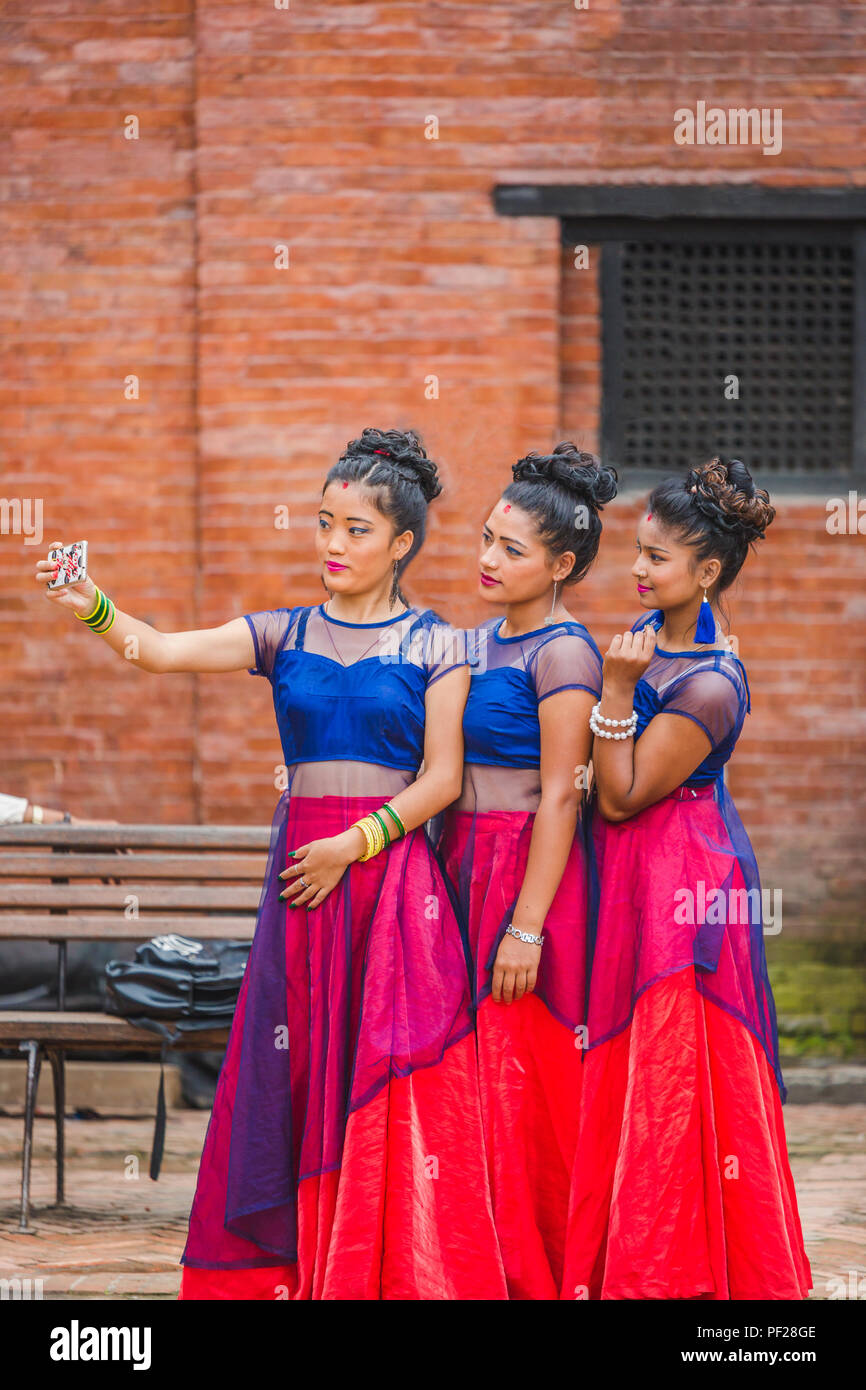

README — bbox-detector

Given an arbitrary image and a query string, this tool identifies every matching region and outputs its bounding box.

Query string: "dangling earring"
[695,586,716,643]
[389,560,400,611]
[547,579,560,623]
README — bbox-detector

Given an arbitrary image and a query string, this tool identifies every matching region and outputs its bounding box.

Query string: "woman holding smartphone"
[439,444,615,1299]
[563,457,811,1301]
[37,427,507,1301]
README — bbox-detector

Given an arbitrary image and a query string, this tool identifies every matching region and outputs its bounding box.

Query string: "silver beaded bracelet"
[591,701,637,728]
[505,923,545,947]
[590,718,636,741]
[590,701,637,741]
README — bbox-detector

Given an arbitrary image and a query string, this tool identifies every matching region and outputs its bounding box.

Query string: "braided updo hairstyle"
[647,456,775,592]
[324,427,442,602]
[502,442,618,585]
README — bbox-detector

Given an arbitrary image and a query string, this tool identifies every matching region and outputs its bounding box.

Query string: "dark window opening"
[600,236,855,479]
[493,187,866,488]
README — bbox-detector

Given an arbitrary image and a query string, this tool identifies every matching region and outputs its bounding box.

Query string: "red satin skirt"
[179,793,507,1300]
[561,796,812,1301]
[441,807,589,1300]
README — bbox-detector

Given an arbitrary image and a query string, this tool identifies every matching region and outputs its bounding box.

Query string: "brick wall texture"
[2,2,865,938]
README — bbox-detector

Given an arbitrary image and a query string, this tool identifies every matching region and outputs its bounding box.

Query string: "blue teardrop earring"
[695,586,716,643]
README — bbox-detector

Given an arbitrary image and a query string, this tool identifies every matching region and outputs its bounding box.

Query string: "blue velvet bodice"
[632,610,751,786]
[258,606,450,772]
[463,619,602,770]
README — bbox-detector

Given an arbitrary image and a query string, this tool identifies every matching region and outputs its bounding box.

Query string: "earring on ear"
[389,559,400,611]
[547,579,560,623]
[695,585,716,643]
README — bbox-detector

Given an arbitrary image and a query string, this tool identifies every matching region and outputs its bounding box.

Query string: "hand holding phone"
[47,540,88,589]
[36,539,98,615]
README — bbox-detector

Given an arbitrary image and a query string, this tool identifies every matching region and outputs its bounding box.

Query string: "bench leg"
[46,1047,66,1206]
[17,1040,43,1233]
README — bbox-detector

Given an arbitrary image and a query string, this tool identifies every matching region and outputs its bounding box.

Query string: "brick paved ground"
[0,1105,863,1300]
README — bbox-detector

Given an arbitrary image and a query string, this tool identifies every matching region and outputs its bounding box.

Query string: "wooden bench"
[0,824,269,1231]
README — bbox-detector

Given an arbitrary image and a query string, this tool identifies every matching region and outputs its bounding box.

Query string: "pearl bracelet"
[591,702,636,729]
[590,721,635,741]
[590,706,637,741]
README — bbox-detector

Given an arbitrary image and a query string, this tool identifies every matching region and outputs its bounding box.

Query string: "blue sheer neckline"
[492,616,583,645]
[319,602,415,629]
[644,608,734,659]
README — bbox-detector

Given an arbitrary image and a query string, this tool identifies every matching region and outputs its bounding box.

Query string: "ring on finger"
[299,877,310,889]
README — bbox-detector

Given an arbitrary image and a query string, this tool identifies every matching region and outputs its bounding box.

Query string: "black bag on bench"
[104,934,250,1179]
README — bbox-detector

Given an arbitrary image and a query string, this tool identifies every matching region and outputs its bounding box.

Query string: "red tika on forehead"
[646,512,652,520]
[342,481,349,488]
[503,503,511,512]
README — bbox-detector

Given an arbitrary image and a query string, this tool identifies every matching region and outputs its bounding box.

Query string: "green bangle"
[370,809,391,848]
[75,588,116,633]
[382,802,405,838]
[86,593,107,627]
[93,600,116,633]
[75,587,106,625]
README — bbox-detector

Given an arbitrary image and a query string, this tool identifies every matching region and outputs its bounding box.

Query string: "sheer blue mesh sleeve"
[419,622,472,688]
[661,665,746,748]
[529,628,603,702]
[243,609,294,680]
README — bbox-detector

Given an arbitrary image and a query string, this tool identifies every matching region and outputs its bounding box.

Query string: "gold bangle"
[349,818,374,860]
[365,816,385,858]
[351,815,386,862]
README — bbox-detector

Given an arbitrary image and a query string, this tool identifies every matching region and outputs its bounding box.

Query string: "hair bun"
[512,442,618,509]
[686,456,775,542]
[345,427,442,502]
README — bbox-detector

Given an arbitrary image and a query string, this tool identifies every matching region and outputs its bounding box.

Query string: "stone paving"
[0,1104,863,1300]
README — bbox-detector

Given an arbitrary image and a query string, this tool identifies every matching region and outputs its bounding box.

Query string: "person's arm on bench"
[34,539,255,674]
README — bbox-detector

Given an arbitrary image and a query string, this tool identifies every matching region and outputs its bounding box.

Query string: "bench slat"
[0,1011,230,1048]
[0,826,272,850]
[0,852,267,880]
[0,885,264,909]
[0,915,256,940]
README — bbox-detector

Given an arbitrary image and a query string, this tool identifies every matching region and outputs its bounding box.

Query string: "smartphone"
[47,540,88,590]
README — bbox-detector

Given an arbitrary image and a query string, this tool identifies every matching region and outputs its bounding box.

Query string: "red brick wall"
[0,7,200,819]
[2,2,864,936]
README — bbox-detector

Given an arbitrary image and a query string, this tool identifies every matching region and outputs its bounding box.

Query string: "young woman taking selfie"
[37,427,507,1301]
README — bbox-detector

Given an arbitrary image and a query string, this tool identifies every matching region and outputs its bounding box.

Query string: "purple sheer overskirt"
[181,781,475,1269]
[585,778,785,1099]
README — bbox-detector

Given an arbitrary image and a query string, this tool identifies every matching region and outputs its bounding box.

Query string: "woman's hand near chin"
[602,625,657,692]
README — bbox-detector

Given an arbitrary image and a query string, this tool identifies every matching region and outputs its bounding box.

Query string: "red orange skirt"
[180,792,507,1300]
[562,788,812,1300]
[441,807,589,1300]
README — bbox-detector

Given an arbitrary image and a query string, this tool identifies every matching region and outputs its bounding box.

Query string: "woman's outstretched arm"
[35,538,255,674]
